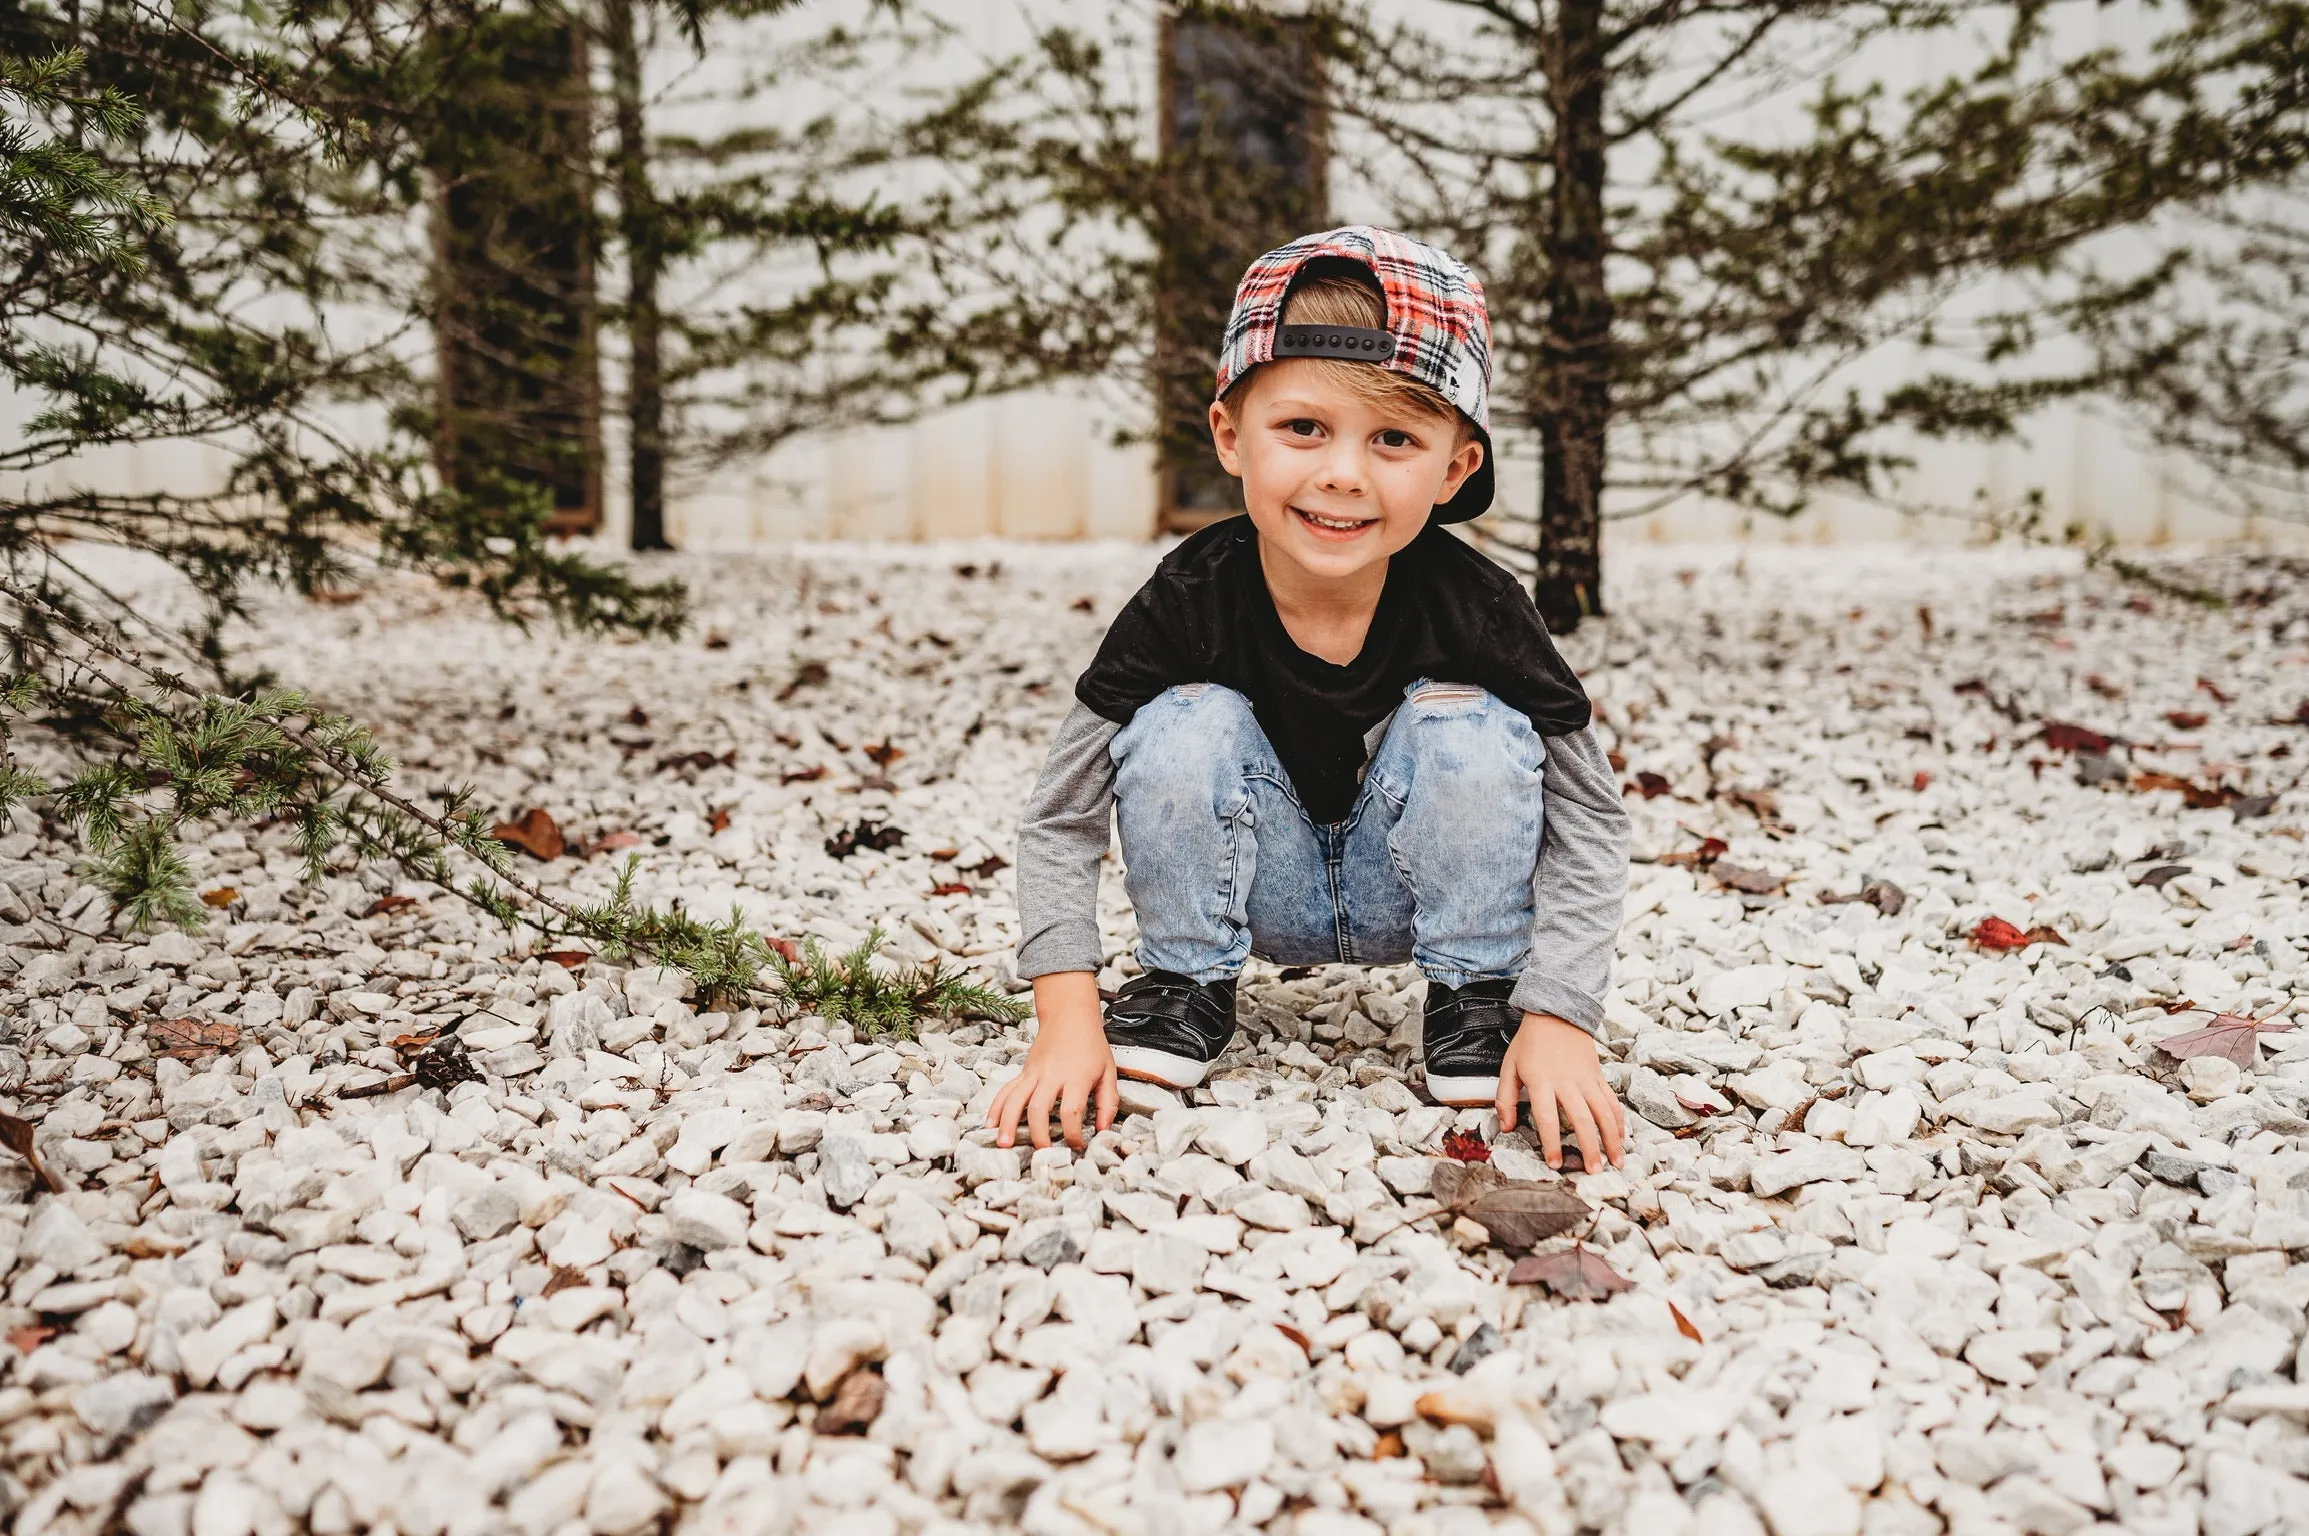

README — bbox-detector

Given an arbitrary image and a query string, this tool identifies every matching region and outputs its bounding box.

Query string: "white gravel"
[3,541,2308,1536]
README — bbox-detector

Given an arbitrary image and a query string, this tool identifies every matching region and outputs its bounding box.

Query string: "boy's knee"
[1391,683,1540,782]
[1114,683,1261,786]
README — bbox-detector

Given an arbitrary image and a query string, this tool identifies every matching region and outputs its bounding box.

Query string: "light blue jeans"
[1109,680,1544,987]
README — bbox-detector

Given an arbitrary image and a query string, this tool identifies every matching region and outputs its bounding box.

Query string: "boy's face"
[1210,360,1485,585]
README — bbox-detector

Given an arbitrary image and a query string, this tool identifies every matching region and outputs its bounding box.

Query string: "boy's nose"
[1314,444,1370,495]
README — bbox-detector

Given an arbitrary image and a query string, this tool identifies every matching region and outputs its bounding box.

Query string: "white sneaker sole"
[1426,1073,1505,1107]
[1111,1046,1213,1089]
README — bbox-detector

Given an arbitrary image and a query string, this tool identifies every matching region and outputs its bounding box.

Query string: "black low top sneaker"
[1422,977,1521,1106]
[1105,971,1238,1088]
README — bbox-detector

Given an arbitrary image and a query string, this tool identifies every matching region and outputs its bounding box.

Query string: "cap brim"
[1432,425,1495,523]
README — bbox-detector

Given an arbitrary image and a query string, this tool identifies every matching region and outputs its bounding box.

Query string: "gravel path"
[3,542,2307,1536]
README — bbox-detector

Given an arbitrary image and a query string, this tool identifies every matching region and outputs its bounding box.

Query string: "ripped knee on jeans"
[1411,683,1484,707]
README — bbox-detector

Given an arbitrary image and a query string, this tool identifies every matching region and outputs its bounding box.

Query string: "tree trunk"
[1531,0,1611,631]
[608,0,670,551]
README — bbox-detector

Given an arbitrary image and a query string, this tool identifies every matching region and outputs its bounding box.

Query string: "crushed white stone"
[0,542,2305,1536]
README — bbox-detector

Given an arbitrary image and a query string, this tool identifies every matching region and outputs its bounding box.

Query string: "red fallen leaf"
[1660,837,1727,869]
[2166,710,2210,730]
[367,894,418,916]
[1441,1129,1492,1163]
[780,765,828,785]
[1912,770,1933,791]
[765,936,803,965]
[150,1018,240,1058]
[199,886,239,909]
[537,950,593,969]
[1274,1323,1312,1358]
[1509,1244,1633,1299]
[2041,721,2112,754]
[965,854,1010,879]
[2153,1009,2295,1068]
[6,1323,56,1354]
[2199,676,2233,704]
[929,847,961,860]
[709,806,732,835]
[1668,1301,1705,1343]
[1972,917,2063,950]
[1631,772,1672,799]
[929,882,973,897]
[863,739,904,767]
[493,808,566,861]
[1606,748,1628,771]
[1070,596,1096,613]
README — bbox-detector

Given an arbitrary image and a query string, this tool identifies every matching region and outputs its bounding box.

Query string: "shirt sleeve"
[1014,702,1123,979]
[1509,724,1629,1034]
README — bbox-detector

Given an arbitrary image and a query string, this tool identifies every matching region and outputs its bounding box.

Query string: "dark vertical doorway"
[1155,5,1329,533]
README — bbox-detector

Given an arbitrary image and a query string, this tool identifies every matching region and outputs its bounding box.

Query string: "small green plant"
[767,924,1027,1038]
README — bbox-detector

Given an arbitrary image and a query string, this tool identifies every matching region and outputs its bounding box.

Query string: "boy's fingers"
[1563,1090,1605,1175]
[1095,1068,1119,1135]
[1060,1077,1090,1151]
[1596,1087,1627,1164]
[1026,1080,1058,1149]
[1494,1056,1521,1133]
[988,1080,1018,1147]
[1535,1091,1563,1168]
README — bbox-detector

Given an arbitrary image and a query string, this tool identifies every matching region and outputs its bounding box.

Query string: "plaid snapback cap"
[1215,225,1495,522]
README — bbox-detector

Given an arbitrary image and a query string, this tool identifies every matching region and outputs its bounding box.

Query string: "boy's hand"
[986,972,1116,1151]
[1497,1012,1625,1171]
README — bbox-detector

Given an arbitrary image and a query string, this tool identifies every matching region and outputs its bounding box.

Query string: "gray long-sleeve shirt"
[1013,700,1630,1034]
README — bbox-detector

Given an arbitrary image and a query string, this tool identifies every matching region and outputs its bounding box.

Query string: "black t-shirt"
[1074,516,1592,824]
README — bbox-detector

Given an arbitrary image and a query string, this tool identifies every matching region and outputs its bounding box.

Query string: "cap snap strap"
[1273,325,1397,362]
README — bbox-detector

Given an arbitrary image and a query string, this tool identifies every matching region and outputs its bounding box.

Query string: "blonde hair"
[1226,274,1470,440]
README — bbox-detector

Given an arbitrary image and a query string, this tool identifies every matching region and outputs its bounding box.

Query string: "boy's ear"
[1209,398,1244,477]
[1438,434,1485,502]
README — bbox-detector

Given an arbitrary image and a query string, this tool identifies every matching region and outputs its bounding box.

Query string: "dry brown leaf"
[0,1112,65,1193]
[709,806,732,835]
[493,807,565,861]
[149,1018,239,1058]
[1429,1160,1506,1213]
[863,739,904,767]
[537,950,592,970]
[199,886,239,909]
[1668,1301,1704,1343]
[1711,863,1783,895]
[2153,1010,2295,1068]
[2166,710,2210,730]
[1660,836,1728,869]
[540,1265,589,1297]
[1460,1185,1592,1251]
[780,765,828,785]
[928,882,972,897]
[1274,1323,1311,1358]
[1509,1245,1633,1299]
[818,1368,885,1434]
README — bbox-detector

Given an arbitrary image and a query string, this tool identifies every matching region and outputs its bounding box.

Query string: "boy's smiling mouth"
[1291,505,1377,537]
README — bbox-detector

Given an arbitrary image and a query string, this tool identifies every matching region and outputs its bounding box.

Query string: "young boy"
[990,226,1629,1174]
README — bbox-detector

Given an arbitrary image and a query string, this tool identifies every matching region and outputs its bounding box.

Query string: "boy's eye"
[1283,419,1322,438]
[1377,429,1418,449]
